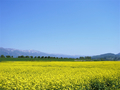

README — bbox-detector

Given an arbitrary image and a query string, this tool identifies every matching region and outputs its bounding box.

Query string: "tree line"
[0,55,91,59]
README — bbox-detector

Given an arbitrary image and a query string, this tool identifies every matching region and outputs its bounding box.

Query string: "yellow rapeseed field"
[0,61,120,90]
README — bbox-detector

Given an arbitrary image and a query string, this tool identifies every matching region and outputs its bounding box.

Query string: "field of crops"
[0,61,120,90]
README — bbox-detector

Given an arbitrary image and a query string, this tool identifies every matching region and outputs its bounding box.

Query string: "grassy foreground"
[0,61,120,90]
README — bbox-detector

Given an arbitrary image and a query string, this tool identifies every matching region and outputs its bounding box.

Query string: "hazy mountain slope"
[92,53,120,60]
[0,47,81,58]
[117,53,120,55]
[0,47,120,60]
[0,47,50,57]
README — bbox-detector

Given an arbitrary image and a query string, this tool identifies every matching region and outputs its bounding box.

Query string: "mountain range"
[0,47,120,60]
[92,53,120,60]
[0,47,81,58]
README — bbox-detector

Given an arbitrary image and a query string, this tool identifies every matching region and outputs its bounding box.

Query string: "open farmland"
[0,61,120,90]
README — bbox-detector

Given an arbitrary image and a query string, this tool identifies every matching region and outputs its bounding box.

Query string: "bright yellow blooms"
[0,61,120,90]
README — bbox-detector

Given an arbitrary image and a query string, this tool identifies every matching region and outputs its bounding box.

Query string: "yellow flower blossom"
[0,61,120,90]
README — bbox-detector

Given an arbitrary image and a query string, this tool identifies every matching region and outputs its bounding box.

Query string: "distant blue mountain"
[0,47,120,60]
[0,47,81,58]
[92,53,120,60]
[117,53,120,55]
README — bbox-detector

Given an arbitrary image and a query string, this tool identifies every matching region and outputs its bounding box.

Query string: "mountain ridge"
[92,53,120,60]
[0,47,120,60]
[0,47,82,58]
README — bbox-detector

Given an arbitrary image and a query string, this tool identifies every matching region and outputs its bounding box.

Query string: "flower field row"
[0,61,120,90]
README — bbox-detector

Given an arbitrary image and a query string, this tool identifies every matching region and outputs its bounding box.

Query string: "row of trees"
[0,55,13,58]
[18,55,52,59]
[0,55,91,59]
[18,55,75,59]
[79,56,91,59]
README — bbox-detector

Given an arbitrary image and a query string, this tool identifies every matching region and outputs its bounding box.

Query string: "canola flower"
[0,61,120,90]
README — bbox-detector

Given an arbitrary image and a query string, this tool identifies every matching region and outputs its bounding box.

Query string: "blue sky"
[0,0,120,56]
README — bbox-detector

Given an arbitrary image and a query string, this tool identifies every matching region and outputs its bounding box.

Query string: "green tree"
[48,56,50,59]
[85,56,91,59]
[41,56,44,58]
[25,56,29,58]
[30,56,33,58]
[6,55,11,58]
[56,57,58,59]
[60,57,63,59]
[79,57,84,59]
[21,55,24,58]
[34,56,37,58]
[50,57,53,59]
[1,55,5,58]
[45,56,48,58]
[38,56,40,58]
[18,56,21,58]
